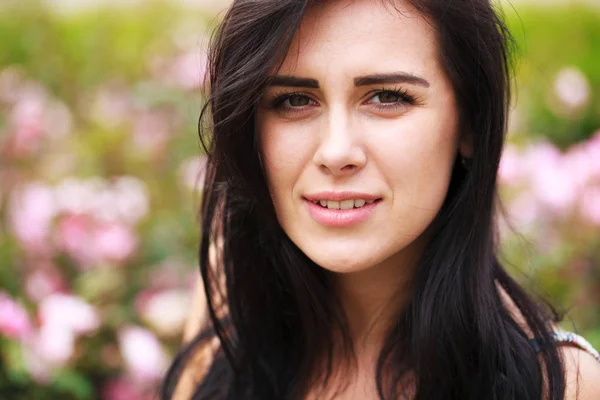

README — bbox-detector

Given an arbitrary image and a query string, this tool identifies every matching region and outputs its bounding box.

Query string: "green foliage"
[505,4,600,148]
[0,1,185,106]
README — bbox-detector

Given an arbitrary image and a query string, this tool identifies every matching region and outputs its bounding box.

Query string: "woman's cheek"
[259,122,306,207]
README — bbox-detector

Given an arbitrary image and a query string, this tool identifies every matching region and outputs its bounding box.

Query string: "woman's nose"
[311,108,367,176]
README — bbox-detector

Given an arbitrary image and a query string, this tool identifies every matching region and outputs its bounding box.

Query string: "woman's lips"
[304,198,381,227]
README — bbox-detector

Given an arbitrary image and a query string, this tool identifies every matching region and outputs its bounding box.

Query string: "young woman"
[162,0,600,399]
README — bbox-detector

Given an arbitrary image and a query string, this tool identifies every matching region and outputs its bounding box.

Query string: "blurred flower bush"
[500,2,600,349]
[0,1,209,398]
[0,1,598,399]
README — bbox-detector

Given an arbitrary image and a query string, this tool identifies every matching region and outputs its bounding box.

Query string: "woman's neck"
[333,247,421,350]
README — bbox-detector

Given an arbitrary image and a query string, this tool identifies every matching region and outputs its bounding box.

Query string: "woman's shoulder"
[561,339,600,399]
[552,329,600,399]
[498,283,600,398]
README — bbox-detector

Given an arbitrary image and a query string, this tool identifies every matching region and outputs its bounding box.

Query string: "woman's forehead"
[276,0,440,81]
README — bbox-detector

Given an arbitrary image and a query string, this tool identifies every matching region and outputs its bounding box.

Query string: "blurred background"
[0,0,598,398]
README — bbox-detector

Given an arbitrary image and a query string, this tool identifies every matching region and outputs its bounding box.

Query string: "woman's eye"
[373,91,402,104]
[285,94,311,107]
[366,89,418,112]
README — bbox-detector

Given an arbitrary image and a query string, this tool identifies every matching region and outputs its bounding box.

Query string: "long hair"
[162,0,565,399]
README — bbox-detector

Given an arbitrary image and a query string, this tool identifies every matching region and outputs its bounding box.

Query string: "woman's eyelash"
[371,87,420,105]
[268,91,312,108]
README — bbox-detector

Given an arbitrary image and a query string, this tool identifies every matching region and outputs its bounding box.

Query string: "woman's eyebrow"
[266,72,430,88]
[266,76,319,88]
[354,72,430,87]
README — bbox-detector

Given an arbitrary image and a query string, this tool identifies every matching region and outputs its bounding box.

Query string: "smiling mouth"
[309,199,379,210]
[304,197,381,227]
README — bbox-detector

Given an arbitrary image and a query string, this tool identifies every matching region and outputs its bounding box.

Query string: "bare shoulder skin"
[562,345,600,399]
[498,284,600,399]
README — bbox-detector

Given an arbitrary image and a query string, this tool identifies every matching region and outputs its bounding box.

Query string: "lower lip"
[305,199,380,227]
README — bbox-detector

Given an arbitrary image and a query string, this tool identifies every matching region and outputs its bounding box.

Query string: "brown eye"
[286,94,311,107]
[375,91,401,103]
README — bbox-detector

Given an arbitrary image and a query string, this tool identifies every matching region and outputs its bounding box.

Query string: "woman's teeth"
[313,199,375,209]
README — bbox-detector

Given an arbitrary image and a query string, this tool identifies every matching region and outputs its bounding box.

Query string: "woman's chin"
[289,234,396,274]
[304,250,380,275]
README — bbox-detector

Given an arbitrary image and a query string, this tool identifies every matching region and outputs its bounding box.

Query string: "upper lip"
[303,191,381,202]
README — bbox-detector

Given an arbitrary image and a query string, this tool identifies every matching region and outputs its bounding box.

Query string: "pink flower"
[553,67,590,110]
[22,294,100,380]
[525,141,579,214]
[39,293,100,336]
[138,289,191,337]
[21,346,52,383]
[498,145,523,186]
[580,186,600,226]
[112,176,150,225]
[93,222,138,263]
[54,176,149,225]
[34,324,75,365]
[56,213,139,268]
[54,177,102,216]
[0,291,33,340]
[25,264,66,303]
[0,73,70,158]
[532,166,577,213]
[579,131,600,180]
[102,378,146,400]
[506,190,540,231]
[55,213,96,267]
[165,51,208,90]
[6,83,46,156]
[131,110,173,156]
[564,143,593,188]
[8,182,57,254]
[22,324,75,382]
[118,326,168,384]
[564,133,600,188]
[523,140,561,173]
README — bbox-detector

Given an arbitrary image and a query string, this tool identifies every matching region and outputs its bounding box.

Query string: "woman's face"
[256,0,466,274]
